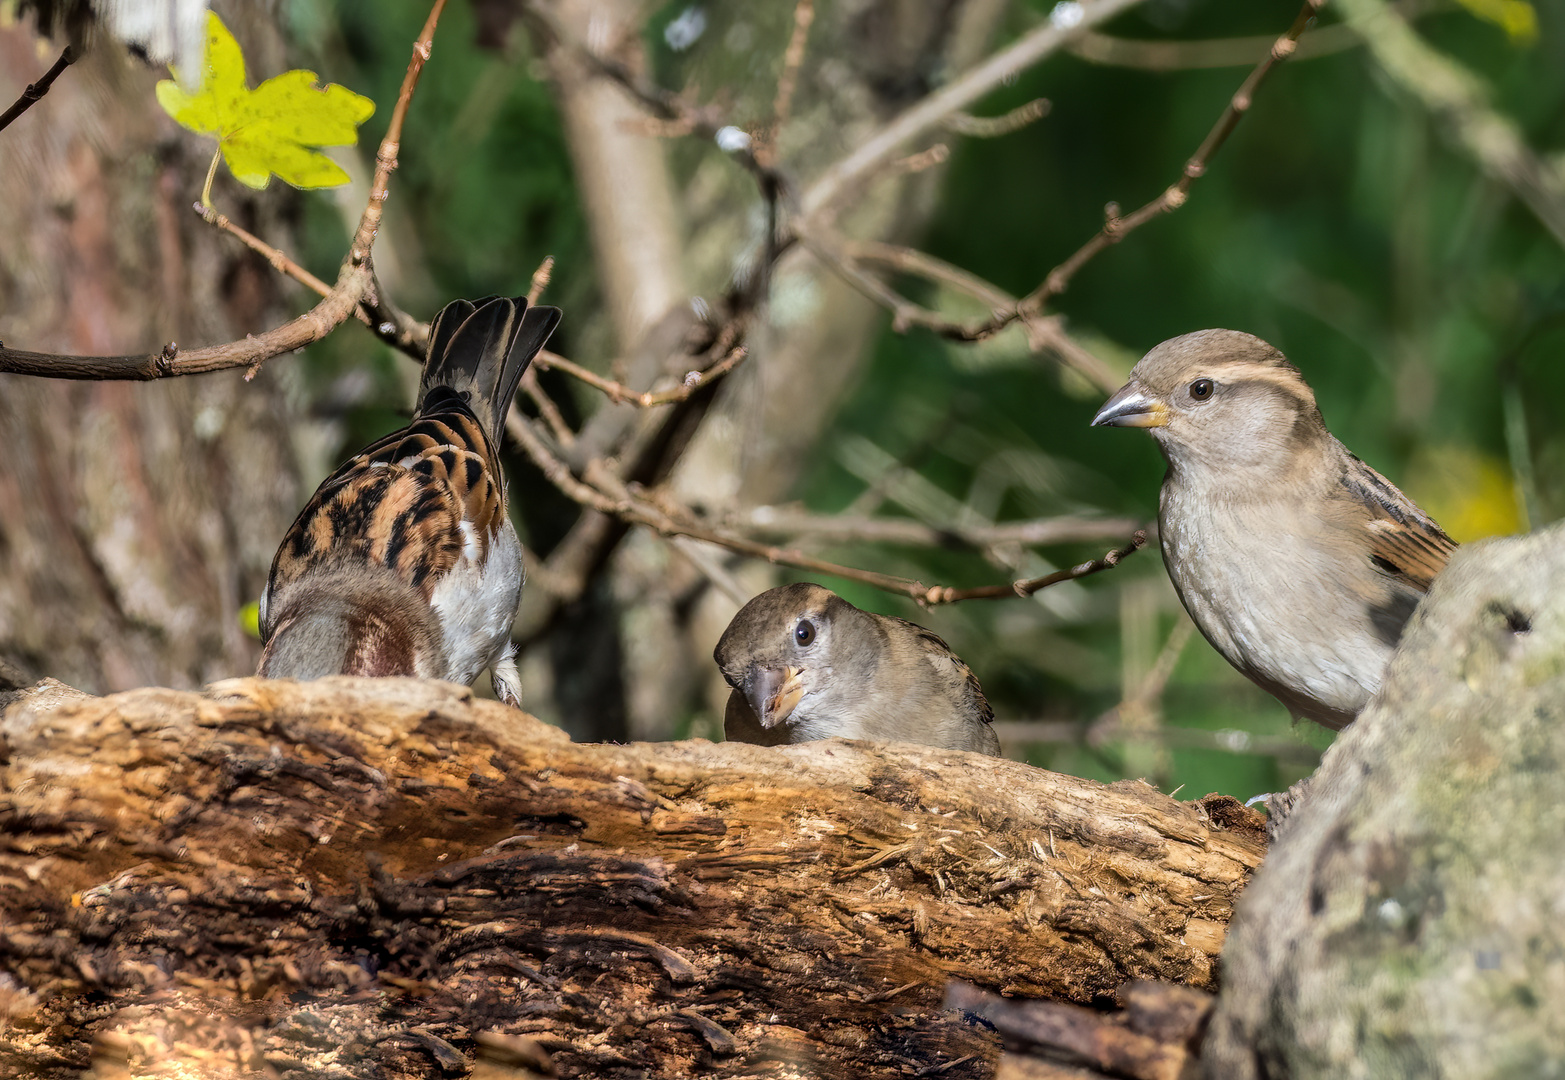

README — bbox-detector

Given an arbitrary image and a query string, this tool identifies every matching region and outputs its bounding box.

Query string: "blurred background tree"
[2,0,1560,804]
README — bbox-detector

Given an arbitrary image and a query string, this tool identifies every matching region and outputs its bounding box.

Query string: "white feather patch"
[458,520,482,563]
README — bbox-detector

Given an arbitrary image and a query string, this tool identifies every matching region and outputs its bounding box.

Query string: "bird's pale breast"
[1159,482,1392,721]
[430,521,523,685]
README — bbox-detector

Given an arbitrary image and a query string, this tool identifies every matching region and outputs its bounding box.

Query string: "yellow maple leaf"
[156,12,375,202]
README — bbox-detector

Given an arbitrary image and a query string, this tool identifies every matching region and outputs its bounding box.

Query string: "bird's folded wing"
[889,617,996,726]
[1340,459,1458,592]
[273,409,503,597]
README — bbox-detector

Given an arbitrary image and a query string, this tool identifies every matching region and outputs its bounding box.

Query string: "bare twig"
[919,532,1147,604]
[526,256,555,305]
[514,255,578,441]
[1010,0,1324,319]
[0,45,76,133]
[1069,25,1356,70]
[506,411,1144,607]
[798,229,1122,392]
[1139,615,1195,705]
[721,505,1146,550]
[0,0,450,380]
[532,346,748,408]
[889,143,950,175]
[665,536,752,607]
[943,98,1051,138]
[798,0,1145,224]
[520,365,577,447]
[350,0,448,265]
[846,240,1014,308]
[361,269,430,358]
[762,0,816,162]
[199,204,338,297]
[798,0,1323,362]
[193,204,431,363]
[1065,0,1436,70]
[525,0,785,195]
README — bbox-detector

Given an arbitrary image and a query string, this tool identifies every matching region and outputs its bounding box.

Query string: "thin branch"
[505,410,619,512]
[664,536,753,608]
[0,45,75,133]
[1131,615,1195,707]
[1010,0,1324,320]
[889,143,950,175]
[349,0,448,266]
[361,269,430,359]
[1068,24,1357,70]
[0,0,450,381]
[505,411,1144,607]
[846,239,1018,309]
[512,255,578,444]
[1065,0,1437,70]
[1025,315,1126,395]
[762,0,815,162]
[798,0,1323,362]
[194,205,432,364]
[799,228,1123,393]
[719,506,1147,550]
[943,98,1051,138]
[196,206,339,302]
[525,256,555,305]
[524,0,786,195]
[520,364,578,447]
[797,0,1146,224]
[918,532,1147,604]
[532,346,748,408]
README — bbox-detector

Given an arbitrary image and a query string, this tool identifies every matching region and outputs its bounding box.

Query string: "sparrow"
[258,295,561,706]
[714,583,1003,755]
[1092,329,1457,729]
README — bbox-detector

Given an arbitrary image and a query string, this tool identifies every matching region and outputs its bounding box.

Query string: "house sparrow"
[714,583,1003,755]
[1092,329,1457,729]
[258,295,561,706]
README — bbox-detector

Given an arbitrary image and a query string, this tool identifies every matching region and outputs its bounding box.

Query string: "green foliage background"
[278,0,1564,801]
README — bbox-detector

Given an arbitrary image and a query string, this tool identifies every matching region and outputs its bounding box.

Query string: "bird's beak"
[1092,380,1169,428]
[743,665,806,729]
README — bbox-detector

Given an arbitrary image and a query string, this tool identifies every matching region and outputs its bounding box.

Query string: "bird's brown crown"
[1132,329,1315,407]
[714,582,852,675]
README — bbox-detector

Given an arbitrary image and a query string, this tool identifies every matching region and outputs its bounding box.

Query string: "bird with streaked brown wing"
[1093,329,1457,729]
[258,295,560,706]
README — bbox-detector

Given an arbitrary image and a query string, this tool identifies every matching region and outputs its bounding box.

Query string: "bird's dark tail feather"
[417,295,562,444]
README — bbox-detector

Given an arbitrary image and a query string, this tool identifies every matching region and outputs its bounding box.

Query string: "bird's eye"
[794,620,816,647]
[1189,378,1215,401]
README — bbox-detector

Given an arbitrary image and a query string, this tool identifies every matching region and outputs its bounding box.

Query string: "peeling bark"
[0,677,1262,1078]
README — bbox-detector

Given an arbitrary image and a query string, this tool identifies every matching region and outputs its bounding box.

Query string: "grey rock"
[1205,521,1565,1079]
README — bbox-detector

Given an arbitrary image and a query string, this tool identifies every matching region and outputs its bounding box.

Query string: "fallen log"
[0,676,1264,1077]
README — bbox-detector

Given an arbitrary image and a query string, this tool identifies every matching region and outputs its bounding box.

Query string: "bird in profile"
[714,583,1003,755]
[1092,329,1457,729]
[258,295,560,706]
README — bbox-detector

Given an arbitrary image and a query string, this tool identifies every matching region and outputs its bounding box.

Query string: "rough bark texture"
[0,23,300,695]
[1205,520,1565,1079]
[0,677,1263,1078]
[950,980,1213,1080]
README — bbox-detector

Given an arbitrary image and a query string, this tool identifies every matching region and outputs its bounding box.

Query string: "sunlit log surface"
[0,677,1264,1078]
